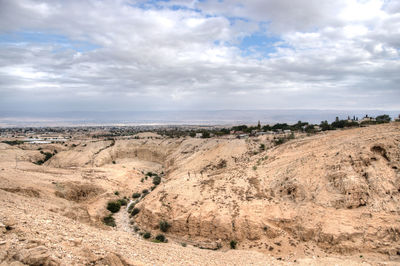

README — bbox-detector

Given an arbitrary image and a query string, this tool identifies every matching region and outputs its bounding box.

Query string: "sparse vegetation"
[142,189,149,194]
[1,140,24,146]
[35,151,54,165]
[107,200,121,213]
[201,131,210,138]
[132,192,141,198]
[230,240,237,249]
[259,143,265,150]
[143,232,151,239]
[114,191,119,196]
[155,234,166,242]
[131,208,140,216]
[153,175,161,185]
[159,220,170,232]
[102,215,116,227]
[216,159,227,168]
[117,198,128,206]
[128,203,135,213]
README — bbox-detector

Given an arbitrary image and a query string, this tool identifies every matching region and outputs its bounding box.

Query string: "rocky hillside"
[0,123,399,265]
[134,123,400,256]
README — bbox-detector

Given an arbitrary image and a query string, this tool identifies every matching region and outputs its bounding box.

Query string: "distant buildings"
[359,115,376,123]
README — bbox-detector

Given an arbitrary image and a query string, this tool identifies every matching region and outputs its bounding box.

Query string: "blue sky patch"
[237,32,282,58]
[0,31,100,53]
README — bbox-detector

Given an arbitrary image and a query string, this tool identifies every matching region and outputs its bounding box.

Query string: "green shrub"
[146,172,154,177]
[142,189,149,194]
[132,192,141,198]
[102,215,116,227]
[114,191,119,196]
[140,178,144,182]
[181,242,187,247]
[230,240,237,249]
[153,175,161,186]
[259,144,265,150]
[112,160,116,164]
[1,140,24,146]
[131,208,140,216]
[159,220,170,232]
[35,151,53,165]
[143,232,151,239]
[128,203,136,213]
[155,234,166,242]
[107,201,121,213]
[117,198,128,206]
[275,137,286,145]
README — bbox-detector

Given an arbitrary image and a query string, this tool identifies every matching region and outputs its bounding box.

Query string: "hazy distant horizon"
[1,109,399,128]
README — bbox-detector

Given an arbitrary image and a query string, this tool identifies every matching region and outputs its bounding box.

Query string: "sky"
[0,0,399,113]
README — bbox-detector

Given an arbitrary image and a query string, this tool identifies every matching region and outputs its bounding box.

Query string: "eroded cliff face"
[1,124,399,264]
[134,124,400,255]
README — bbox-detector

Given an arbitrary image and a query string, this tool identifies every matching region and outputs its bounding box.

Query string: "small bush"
[155,234,166,242]
[216,159,227,169]
[143,232,151,239]
[112,160,116,164]
[107,201,121,213]
[142,189,149,194]
[132,192,141,198]
[259,144,265,150]
[128,203,136,213]
[131,208,140,216]
[2,140,24,146]
[146,172,154,177]
[252,166,257,171]
[230,240,237,249]
[275,137,286,145]
[140,178,144,182]
[117,198,128,206]
[114,191,119,196]
[181,242,187,247]
[153,175,161,186]
[134,226,140,232]
[103,215,116,227]
[159,220,170,232]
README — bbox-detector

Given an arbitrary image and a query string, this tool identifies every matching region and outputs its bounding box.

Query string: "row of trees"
[146,114,394,138]
[216,114,393,135]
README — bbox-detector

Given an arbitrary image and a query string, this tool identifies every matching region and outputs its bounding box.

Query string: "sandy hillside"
[0,123,399,265]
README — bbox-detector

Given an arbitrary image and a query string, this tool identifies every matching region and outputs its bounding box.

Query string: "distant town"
[1,114,399,144]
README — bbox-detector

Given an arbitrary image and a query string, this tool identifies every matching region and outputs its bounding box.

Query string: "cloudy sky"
[0,0,399,113]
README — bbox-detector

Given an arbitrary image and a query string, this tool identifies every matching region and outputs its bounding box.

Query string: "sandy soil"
[0,123,399,265]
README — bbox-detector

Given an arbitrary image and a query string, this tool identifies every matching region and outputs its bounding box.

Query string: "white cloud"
[0,0,399,112]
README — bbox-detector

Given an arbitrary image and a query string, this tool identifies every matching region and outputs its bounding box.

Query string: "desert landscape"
[0,122,399,265]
